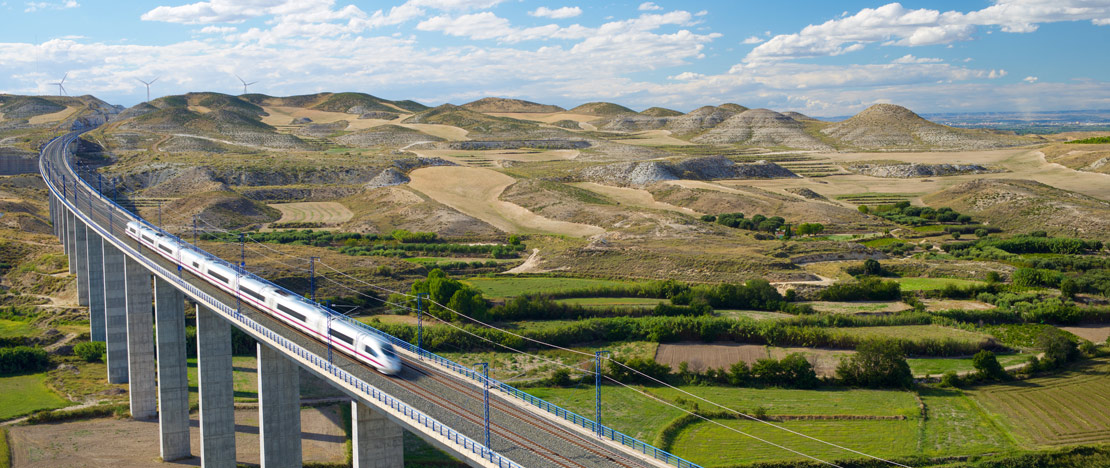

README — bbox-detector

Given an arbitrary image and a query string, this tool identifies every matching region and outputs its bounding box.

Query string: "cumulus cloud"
[741,36,763,44]
[1024,76,1038,83]
[638,2,661,11]
[746,0,1110,62]
[892,54,943,64]
[669,71,704,80]
[24,0,77,12]
[529,6,581,19]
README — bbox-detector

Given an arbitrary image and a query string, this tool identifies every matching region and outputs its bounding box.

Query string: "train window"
[273,289,289,297]
[329,329,354,345]
[192,262,200,268]
[276,304,306,322]
[158,244,173,254]
[141,235,154,243]
[381,343,397,358]
[363,346,380,359]
[239,286,266,302]
[209,271,230,284]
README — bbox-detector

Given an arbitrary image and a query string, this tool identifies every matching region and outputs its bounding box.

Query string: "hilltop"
[462,97,564,114]
[242,92,428,114]
[691,108,831,149]
[403,104,541,137]
[822,104,1030,150]
[568,102,636,116]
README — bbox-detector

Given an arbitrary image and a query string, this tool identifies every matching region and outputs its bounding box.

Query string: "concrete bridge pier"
[66,211,77,275]
[102,241,129,383]
[197,305,236,468]
[258,343,302,468]
[154,277,191,461]
[124,256,156,419]
[352,402,404,468]
[75,221,89,307]
[86,229,106,342]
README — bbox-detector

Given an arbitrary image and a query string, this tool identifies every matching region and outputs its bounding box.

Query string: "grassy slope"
[0,374,71,420]
[462,276,645,299]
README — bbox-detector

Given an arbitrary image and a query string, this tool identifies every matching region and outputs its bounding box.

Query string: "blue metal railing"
[47,131,704,468]
[41,132,521,468]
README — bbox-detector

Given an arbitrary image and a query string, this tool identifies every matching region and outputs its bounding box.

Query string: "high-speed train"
[125,221,402,375]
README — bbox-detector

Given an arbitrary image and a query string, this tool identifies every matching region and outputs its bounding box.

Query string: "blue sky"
[1,0,1108,116]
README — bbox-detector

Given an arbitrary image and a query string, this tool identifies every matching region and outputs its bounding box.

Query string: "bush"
[390,229,437,243]
[818,277,901,301]
[940,370,961,388]
[0,346,50,375]
[836,340,913,388]
[550,368,572,387]
[1038,328,1078,369]
[609,356,671,384]
[74,341,106,363]
[972,350,1008,380]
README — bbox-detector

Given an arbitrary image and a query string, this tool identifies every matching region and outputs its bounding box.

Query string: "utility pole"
[309,256,319,302]
[416,292,429,352]
[239,233,245,273]
[474,362,491,456]
[595,350,610,439]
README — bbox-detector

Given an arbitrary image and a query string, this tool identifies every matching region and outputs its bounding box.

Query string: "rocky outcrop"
[358,111,399,120]
[847,163,997,178]
[364,167,410,189]
[583,156,798,186]
[691,109,832,150]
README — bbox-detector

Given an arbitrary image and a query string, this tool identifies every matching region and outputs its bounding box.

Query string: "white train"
[125,221,402,375]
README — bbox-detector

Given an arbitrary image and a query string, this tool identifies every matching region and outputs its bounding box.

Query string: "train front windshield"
[381,343,397,358]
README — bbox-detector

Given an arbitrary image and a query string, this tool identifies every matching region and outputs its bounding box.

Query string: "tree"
[863,259,882,276]
[836,340,913,388]
[1060,278,1078,299]
[940,370,961,388]
[951,232,961,240]
[957,215,972,224]
[986,271,1002,283]
[797,223,825,236]
[74,341,106,363]
[972,350,1007,380]
[1038,328,1078,368]
[975,228,989,238]
[728,360,751,386]
[858,205,870,214]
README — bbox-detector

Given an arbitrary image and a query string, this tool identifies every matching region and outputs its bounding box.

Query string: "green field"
[673,418,918,466]
[0,373,71,420]
[894,277,986,291]
[909,354,1030,377]
[555,297,664,308]
[0,319,37,338]
[919,388,1014,455]
[463,276,643,298]
[647,386,919,418]
[527,384,686,441]
[861,237,906,248]
[186,356,261,403]
[968,357,1110,447]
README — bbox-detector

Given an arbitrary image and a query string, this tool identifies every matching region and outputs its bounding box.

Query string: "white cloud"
[638,2,661,12]
[892,54,943,64]
[669,71,703,80]
[24,0,78,12]
[529,6,581,19]
[1024,76,1038,83]
[198,25,237,34]
[741,36,764,44]
[747,0,1110,62]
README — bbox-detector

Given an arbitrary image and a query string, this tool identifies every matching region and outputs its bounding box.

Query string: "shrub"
[550,368,572,387]
[0,346,50,375]
[940,370,961,388]
[74,341,106,363]
[699,215,717,222]
[836,340,913,388]
[863,259,882,276]
[1038,328,1078,369]
[972,350,1008,380]
[818,277,901,301]
[609,356,671,384]
[390,229,437,243]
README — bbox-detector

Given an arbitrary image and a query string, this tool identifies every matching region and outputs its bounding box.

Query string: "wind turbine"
[51,73,68,96]
[235,74,258,95]
[137,77,159,102]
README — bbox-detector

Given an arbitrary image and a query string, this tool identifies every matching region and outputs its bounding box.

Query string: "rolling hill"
[822,104,1030,150]
[461,97,564,114]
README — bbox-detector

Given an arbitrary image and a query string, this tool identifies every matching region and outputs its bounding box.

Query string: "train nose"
[386,359,403,375]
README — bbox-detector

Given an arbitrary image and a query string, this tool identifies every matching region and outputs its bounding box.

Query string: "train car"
[123,221,402,375]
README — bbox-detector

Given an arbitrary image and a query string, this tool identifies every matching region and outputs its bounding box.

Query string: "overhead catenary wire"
[184,217,901,466]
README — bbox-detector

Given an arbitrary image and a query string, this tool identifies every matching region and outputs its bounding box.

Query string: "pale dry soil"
[1060,324,1110,343]
[8,405,347,468]
[708,147,1110,204]
[270,201,353,225]
[407,166,605,237]
[570,182,700,215]
[409,148,579,165]
[486,112,601,124]
[27,106,79,125]
[655,342,768,372]
[610,130,694,147]
[260,106,470,141]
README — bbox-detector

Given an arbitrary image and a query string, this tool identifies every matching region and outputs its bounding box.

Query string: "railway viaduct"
[40,129,703,468]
